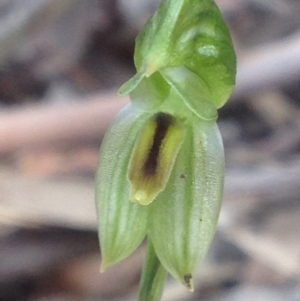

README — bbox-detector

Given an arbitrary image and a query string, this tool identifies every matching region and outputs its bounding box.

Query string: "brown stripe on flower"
[143,112,174,176]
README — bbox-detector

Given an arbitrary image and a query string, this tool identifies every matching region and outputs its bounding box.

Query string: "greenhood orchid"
[95,0,236,299]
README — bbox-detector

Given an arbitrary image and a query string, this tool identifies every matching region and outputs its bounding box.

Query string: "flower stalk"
[138,239,168,301]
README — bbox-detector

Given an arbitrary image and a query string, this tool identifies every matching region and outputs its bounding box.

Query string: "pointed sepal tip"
[100,262,106,274]
[184,273,194,292]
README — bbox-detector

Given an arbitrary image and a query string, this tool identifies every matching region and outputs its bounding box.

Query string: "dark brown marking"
[143,112,174,176]
[184,273,192,288]
[180,173,187,179]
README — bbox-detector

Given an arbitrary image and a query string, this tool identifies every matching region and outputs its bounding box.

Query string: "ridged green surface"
[95,104,149,269]
[148,121,224,287]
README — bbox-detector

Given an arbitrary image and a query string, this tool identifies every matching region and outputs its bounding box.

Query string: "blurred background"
[0,0,300,300]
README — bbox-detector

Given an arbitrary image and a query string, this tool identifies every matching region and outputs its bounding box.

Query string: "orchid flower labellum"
[95,0,236,300]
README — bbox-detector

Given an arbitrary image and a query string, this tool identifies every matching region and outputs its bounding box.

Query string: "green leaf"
[95,104,149,270]
[148,120,224,288]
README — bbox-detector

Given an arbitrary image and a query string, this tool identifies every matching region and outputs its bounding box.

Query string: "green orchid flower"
[95,0,236,300]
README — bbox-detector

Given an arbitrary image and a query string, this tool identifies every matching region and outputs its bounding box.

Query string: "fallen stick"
[222,228,300,278]
[1,30,300,156]
[234,30,300,99]
[0,93,128,155]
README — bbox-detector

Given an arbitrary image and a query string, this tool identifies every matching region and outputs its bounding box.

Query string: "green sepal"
[133,0,236,108]
[138,238,168,301]
[128,72,170,111]
[160,66,217,121]
[95,104,149,270]
[148,121,224,289]
[118,71,146,96]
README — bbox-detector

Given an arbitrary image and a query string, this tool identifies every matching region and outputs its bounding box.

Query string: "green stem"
[138,238,168,301]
